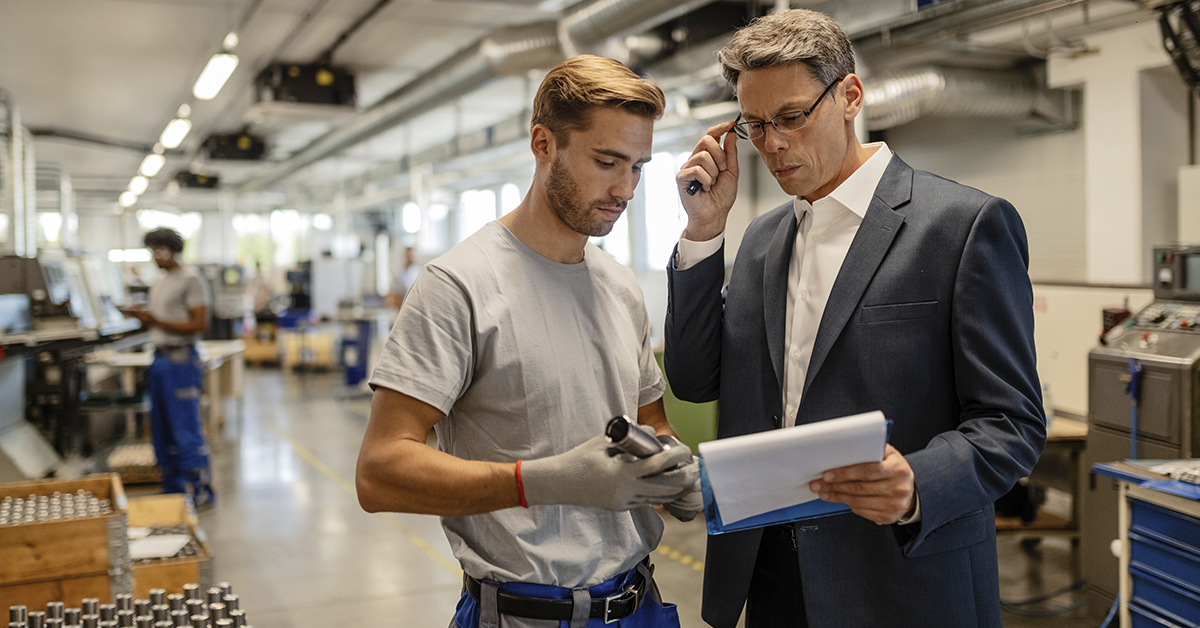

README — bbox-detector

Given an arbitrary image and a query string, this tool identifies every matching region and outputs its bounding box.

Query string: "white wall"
[887,117,1088,282]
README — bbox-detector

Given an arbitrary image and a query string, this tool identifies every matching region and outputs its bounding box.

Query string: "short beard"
[546,156,618,237]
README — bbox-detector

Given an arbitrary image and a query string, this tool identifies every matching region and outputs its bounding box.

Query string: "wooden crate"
[127,494,213,598]
[0,474,133,610]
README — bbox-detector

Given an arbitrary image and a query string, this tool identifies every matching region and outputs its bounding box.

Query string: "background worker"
[132,227,215,506]
[665,10,1046,627]
[385,245,420,309]
[356,55,700,628]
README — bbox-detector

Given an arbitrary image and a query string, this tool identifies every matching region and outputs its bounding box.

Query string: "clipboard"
[699,416,892,535]
[700,456,850,535]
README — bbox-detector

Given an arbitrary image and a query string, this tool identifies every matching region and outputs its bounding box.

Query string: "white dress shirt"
[676,143,921,523]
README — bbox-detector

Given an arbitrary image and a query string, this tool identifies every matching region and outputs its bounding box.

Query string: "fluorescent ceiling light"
[107,249,125,263]
[139,154,166,177]
[128,176,149,196]
[160,118,192,149]
[312,213,333,231]
[193,53,239,100]
[119,191,138,208]
[123,249,153,263]
[402,202,421,233]
[224,32,239,49]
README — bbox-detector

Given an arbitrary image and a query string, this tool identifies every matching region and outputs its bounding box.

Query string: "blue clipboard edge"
[698,418,892,535]
[1093,461,1200,501]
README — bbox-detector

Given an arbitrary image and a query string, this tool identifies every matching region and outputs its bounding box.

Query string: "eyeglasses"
[732,78,843,141]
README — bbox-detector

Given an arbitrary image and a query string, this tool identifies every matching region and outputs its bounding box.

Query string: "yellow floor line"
[655,543,705,572]
[257,420,462,576]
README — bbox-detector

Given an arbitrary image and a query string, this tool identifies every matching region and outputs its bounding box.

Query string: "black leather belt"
[464,566,647,624]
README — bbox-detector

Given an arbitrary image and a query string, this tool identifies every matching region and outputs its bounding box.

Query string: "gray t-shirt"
[369,221,666,587]
[148,264,209,348]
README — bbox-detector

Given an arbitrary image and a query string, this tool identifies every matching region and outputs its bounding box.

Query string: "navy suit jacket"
[664,154,1046,628]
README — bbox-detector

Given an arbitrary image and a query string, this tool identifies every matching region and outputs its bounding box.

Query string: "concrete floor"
[193,369,1107,627]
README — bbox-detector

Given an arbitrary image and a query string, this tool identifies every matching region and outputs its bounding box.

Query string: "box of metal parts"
[0,474,133,610]
[127,494,213,599]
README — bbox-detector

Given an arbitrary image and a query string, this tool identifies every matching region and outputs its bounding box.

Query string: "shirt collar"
[793,142,892,224]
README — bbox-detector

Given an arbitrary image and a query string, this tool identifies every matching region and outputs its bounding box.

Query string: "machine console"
[1131,301,1200,332]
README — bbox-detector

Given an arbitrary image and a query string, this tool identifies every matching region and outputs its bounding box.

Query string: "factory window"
[500,183,521,215]
[137,209,203,263]
[644,152,691,270]
[232,213,272,268]
[270,210,310,267]
[459,189,497,241]
[37,212,62,246]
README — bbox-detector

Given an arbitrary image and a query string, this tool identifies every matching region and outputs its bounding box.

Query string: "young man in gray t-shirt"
[357,56,701,628]
[132,228,213,505]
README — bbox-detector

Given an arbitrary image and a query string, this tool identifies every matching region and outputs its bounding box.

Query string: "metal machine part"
[605,415,665,458]
[8,583,246,628]
[1082,244,1200,610]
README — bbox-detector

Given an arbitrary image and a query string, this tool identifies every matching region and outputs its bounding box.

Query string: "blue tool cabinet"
[1120,485,1200,627]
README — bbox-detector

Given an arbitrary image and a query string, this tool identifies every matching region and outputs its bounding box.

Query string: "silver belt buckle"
[602,583,639,624]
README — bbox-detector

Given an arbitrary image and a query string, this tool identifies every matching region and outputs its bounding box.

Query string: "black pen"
[686,180,702,196]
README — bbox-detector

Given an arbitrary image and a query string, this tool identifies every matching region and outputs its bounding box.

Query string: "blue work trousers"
[453,559,680,627]
[148,346,211,500]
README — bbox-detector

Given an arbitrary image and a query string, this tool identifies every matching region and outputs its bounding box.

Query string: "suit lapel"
[802,156,913,397]
[764,209,799,389]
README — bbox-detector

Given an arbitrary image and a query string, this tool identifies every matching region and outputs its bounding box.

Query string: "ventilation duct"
[238,0,714,192]
[862,66,1046,131]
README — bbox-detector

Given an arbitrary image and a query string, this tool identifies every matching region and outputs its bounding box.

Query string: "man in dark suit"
[664,9,1047,628]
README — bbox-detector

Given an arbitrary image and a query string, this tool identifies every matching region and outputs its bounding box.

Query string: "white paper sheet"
[129,534,192,560]
[698,411,888,525]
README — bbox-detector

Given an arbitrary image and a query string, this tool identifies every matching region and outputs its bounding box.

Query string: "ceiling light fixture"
[128,176,149,196]
[139,154,166,177]
[160,118,192,149]
[119,191,138,208]
[193,53,239,100]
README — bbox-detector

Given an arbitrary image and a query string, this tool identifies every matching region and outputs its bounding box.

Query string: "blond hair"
[718,9,854,87]
[531,55,665,147]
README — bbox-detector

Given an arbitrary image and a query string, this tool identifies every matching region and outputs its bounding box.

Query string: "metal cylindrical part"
[204,606,222,623]
[10,621,23,628]
[147,593,164,609]
[135,619,151,628]
[188,615,206,628]
[80,601,98,617]
[168,611,187,628]
[217,599,234,615]
[10,606,27,624]
[64,608,81,626]
[164,598,181,614]
[225,612,243,628]
[98,606,115,623]
[45,619,62,628]
[214,584,230,598]
[115,611,132,628]
[181,586,199,602]
[80,615,97,628]
[131,603,148,620]
[114,598,131,614]
[213,622,230,628]
[203,591,219,608]
[45,604,63,621]
[28,612,45,628]
[605,415,664,458]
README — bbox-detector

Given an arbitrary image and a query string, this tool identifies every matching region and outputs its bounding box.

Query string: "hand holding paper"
[810,443,915,525]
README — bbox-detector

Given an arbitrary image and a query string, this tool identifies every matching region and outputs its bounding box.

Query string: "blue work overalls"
[148,345,213,505]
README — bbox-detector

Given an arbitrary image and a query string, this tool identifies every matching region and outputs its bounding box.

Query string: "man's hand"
[809,444,915,525]
[132,310,155,326]
[677,120,740,242]
[522,435,697,511]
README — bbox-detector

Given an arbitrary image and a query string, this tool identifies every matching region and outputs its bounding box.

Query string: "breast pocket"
[860,300,938,324]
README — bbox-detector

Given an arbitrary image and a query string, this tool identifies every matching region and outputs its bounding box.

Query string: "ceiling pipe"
[861,65,1043,131]
[37,164,76,249]
[238,0,715,193]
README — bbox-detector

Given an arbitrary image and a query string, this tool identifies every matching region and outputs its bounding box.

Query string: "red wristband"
[515,459,528,509]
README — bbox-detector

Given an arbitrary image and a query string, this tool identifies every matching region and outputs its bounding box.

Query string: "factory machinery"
[6,582,250,628]
[1082,244,1200,611]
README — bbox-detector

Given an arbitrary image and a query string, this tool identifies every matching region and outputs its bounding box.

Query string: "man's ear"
[842,74,865,121]
[530,124,556,164]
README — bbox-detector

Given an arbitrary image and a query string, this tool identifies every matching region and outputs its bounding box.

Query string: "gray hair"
[717,9,855,88]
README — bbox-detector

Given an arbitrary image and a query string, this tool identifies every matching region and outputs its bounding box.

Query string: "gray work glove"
[656,435,703,522]
[522,434,697,511]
